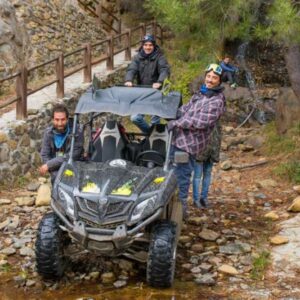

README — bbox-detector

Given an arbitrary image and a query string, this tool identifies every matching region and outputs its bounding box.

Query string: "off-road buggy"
[35,85,183,287]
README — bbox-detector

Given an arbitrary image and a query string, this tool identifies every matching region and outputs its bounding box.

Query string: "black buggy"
[35,86,183,287]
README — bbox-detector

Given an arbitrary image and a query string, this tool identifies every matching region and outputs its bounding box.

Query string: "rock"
[191,243,204,252]
[27,182,40,192]
[0,198,11,205]
[264,211,279,221]
[0,247,16,255]
[113,280,127,288]
[14,275,26,286]
[287,196,300,212]
[238,144,254,152]
[89,272,100,280]
[0,216,19,230]
[218,264,239,275]
[199,263,213,273]
[35,184,51,206]
[26,280,36,287]
[270,235,289,245]
[219,242,251,255]
[181,263,193,270]
[194,273,216,286]
[257,179,278,189]
[293,185,300,194]
[254,193,267,199]
[15,196,35,206]
[38,177,47,183]
[179,235,192,244]
[191,266,201,274]
[220,160,232,170]
[189,217,206,225]
[0,259,8,266]
[118,259,133,271]
[20,246,35,257]
[199,228,220,241]
[246,135,265,149]
[101,272,115,284]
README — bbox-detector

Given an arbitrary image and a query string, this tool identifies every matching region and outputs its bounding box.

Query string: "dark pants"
[170,145,195,202]
[222,71,236,84]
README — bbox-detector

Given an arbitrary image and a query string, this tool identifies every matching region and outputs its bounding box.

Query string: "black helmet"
[141,34,156,45]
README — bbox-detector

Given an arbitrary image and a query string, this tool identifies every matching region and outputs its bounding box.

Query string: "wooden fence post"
[83,43,92,82]
[106,36,114,70]
[96,3,102,26]
[152,20,157,40]
[56,54,64,98]
[16,66,28,120]
[125,29,131,61]
[140,22,146,39]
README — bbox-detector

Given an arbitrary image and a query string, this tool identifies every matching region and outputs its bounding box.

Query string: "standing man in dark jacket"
[168,64,226,219]
[39,104,84,184]
[125,34,170,133]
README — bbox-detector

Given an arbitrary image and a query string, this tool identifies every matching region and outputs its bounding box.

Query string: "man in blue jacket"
[39,104,84,184]
[220,56,238,88]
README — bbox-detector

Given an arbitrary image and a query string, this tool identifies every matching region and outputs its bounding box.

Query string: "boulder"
[35,184,51,206]
[218,264,239,275]
[270,235,289,245]
[287,196,300,212]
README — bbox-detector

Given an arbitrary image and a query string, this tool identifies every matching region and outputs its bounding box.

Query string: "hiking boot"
[193,201,202,209]
[200,198,209,208]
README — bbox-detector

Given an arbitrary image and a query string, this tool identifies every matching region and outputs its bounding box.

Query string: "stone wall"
[0,0,107,80]
[0,64,127,185]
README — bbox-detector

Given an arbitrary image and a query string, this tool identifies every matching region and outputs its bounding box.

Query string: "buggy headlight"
[130,195,157,223]
[58,188,75,216]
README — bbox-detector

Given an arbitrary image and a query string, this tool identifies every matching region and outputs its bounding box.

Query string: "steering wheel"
[135,150,165,167]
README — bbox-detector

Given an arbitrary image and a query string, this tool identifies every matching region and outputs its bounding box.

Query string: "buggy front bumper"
[51,202,162,253]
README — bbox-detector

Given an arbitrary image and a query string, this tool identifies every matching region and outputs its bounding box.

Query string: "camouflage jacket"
[195,119,222,163]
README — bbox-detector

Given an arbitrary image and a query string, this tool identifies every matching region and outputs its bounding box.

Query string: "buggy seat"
[91,120,126,162]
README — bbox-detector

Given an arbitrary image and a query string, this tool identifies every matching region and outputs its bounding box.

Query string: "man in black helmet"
[125,34,170,133]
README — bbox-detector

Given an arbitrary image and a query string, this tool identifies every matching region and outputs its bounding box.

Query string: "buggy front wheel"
[35,212,69,280]
[146,220,177,288]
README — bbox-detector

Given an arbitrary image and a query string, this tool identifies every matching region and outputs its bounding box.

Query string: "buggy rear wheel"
[146,220,177,288]
[35,212,69,280]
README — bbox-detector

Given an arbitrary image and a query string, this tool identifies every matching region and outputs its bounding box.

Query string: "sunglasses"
[205,64,222,76]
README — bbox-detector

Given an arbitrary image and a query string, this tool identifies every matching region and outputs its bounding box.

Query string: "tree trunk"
[284,44,300,102]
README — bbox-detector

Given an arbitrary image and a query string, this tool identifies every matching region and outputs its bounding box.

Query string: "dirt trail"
[0,124,299,299]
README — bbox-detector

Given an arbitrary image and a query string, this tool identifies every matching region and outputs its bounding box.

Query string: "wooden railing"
[78,0,121,34]
[0,21,163,120]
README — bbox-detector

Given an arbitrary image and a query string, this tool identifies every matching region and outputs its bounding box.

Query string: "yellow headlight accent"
[153,177,165,184]
[111,186,132,196]
[64,169,74,177]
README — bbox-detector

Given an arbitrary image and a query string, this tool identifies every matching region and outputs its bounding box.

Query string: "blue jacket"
[220,61,237,73]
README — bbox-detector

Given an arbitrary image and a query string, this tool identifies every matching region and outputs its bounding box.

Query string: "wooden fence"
[0,21,163,120]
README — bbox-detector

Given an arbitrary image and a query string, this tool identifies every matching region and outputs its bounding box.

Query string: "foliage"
[145,0,260,60]
[263,122,300,183]
[255,0,300,45]
[144,0,300,60]
[263,122,297,155]
[274,161,300,184]
[250,250,270,280]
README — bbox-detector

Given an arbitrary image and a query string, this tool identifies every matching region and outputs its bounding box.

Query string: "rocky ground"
[0,124,300,299]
